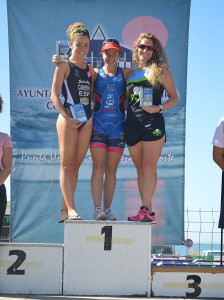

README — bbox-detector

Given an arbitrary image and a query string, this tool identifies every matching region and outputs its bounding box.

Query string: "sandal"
[68,214,82,220]
[59,209,68,223]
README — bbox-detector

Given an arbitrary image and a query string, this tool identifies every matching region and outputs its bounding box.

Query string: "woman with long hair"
[125,33,178,222]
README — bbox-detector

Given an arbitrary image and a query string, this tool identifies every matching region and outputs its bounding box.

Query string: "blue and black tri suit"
[124,68,165,146]
[90,67,126,153]
[61,60,92,128]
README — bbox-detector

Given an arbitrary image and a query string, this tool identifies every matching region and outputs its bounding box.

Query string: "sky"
[0,0,223,241]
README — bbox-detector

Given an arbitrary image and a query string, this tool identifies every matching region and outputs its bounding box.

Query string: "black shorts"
[124,115,165,146]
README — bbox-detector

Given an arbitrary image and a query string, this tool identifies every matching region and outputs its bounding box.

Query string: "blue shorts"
[90,116,125,153]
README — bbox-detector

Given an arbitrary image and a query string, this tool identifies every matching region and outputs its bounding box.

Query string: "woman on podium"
[52,39,132,222]
[51,22,94,221]
[125,33,178,222]
[90,39,132,221]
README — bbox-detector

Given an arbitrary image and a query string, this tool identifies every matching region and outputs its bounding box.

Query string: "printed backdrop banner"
[8,0,190,244]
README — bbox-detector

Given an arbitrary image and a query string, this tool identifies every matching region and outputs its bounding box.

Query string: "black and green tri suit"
[124,68,165,146]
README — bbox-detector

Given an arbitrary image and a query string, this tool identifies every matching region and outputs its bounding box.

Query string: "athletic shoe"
[148,211,155,222]
[94,208,107,221]
[105,209,117,221]
[128,208,155,222]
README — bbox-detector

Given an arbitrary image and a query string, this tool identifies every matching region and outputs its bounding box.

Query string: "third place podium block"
[63,220,151,296]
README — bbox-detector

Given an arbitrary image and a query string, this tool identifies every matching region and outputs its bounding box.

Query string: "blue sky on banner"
[0,0,224,220]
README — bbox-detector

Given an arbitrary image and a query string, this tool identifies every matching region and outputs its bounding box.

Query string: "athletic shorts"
[124,115,165,146]
[90,116,125,153]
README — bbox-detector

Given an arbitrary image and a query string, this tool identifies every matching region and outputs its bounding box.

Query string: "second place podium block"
[63,220,152,296]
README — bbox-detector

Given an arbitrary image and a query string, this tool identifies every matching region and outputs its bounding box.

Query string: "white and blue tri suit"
[90,67,126,153]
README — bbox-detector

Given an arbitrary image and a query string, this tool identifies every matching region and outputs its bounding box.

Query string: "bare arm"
[121,68,134,111]
[143,69,178,114]
[161,69,179,110]
[213,146,224,171]
[122,68,134,83]
[90,67,99,109]
[93,67,98,83]
[51,61,69,118]
[0,147,13,186]
[51,62,82,128]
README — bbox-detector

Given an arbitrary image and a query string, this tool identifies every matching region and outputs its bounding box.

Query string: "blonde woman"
[125,33,178,222]
[51,22,94,221]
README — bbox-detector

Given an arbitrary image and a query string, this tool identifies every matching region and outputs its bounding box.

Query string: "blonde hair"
[133,33,169,87]
[66,22,89,42]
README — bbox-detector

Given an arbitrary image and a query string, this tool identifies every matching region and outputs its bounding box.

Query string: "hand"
[161,63,169,73]
[142,105,161,114]
[52,54,63,65]
[65,117,83,129]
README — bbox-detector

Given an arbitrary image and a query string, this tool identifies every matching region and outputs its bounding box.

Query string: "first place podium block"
[63,220,151,296]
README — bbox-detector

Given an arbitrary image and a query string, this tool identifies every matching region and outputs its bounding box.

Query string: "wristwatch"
[158,104,164,113]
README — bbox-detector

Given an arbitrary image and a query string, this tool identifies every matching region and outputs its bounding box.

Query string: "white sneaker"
[105,209,117,221]
[94,208,107,220]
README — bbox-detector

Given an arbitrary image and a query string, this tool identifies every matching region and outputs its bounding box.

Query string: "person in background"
[212,117,224,228]
[0,94,13,235]
[51,22,94,221]
[213,118,224,171]
[125,33,178,222]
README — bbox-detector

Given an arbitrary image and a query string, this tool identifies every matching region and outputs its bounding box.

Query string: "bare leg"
[128,142,144,200]
[90,147,106,209]
[128,137,165,212]
[142,137,165,210]
[59,198,68,222]
[57,115,92,218]
[104,151,123,210]
[57,115,79,216]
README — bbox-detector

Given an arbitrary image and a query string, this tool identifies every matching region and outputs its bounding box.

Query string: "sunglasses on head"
[72,27,90,37]
[137,44,155,51]
[103,39,120,46]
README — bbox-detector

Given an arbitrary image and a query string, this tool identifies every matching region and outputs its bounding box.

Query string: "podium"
[0,243,63,294]
[0,221,152,296]
[63,220,152,296]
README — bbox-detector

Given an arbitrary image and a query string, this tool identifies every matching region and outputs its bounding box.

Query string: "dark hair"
[102,39,120,46]
[0,94,3,113]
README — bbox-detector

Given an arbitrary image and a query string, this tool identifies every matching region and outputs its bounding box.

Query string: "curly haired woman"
[125,33,178,222]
